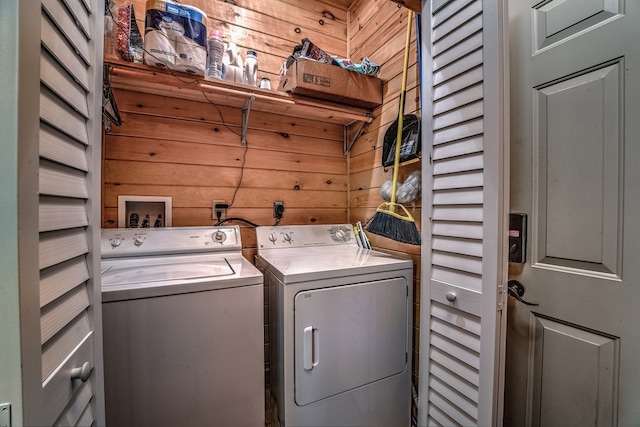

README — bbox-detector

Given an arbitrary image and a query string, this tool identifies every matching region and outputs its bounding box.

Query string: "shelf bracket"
[241,95,255,146]
[343,116,372,156]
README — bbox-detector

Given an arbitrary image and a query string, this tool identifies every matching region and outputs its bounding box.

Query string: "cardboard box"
[278,59,383,109]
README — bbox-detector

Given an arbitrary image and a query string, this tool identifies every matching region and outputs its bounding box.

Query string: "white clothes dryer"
[255,224,413,427]
[101,226,264,427]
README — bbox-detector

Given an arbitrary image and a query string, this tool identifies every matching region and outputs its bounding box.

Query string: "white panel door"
[507,0,640,425]
[419,0,509,425]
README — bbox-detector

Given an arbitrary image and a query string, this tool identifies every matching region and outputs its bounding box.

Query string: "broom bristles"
[366,203,421,245]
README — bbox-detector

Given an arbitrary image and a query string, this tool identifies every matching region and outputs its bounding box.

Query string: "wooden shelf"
[104,59,374,127]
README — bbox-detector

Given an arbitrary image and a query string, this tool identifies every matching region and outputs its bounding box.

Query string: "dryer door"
[294,277,409,405]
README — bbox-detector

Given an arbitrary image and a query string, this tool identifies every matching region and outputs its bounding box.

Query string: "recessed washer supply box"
[278,58,383,109]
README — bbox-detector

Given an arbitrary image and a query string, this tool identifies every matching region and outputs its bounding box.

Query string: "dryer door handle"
[303,326,319,371]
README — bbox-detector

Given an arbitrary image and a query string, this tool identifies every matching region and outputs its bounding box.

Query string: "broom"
[366,10,421,246]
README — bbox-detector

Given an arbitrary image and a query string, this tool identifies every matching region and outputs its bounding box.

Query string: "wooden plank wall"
[121,0,351,82]
[346,0,423,407]
[102,0,423,419]
[103,0,354,263]
[102,88,351,255]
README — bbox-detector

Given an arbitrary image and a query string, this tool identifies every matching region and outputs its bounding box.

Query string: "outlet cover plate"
[213,200,226,222]
[273,201,284,218]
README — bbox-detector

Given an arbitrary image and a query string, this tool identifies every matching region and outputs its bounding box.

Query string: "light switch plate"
[0,403,11,427]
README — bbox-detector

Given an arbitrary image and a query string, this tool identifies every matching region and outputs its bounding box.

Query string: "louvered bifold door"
[418,0,508,426]
[34,0,103,425]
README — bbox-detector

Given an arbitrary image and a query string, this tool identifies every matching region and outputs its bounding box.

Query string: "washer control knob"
[133,236,144,246]
[212,231,227,243]
[283,233,292,243]
[268,233,277,243]
[335,229,346,240]
[111,238,121,248]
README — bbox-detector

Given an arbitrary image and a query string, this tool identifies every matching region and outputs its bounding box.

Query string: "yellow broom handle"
[391,10,413,205]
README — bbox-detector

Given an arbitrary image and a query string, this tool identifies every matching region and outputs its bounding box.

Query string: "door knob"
[507,280,539,306]
[70,361,92,382]
[445,291,457,302]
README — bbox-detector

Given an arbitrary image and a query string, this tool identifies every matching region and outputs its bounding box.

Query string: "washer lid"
[101,253,263,302]
[102,259,234,286]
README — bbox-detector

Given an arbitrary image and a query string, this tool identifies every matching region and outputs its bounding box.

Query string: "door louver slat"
[60,0,91,37]
[430,345,479,386]
[431,301,481,335]
[434,50,483,85]
[433,188,483,205]
[433,100,483,130]
[428,403,457,426]
[433,236,483,257]
[433,171,483,189]
[432,0,475,27]
[41,87,89,144]
[433,205,482,222]
[433,14,482,57]
[433,153,484,175]
[433,118,483,145]
[74,404,94,426]
[429,383,476,426]
[54,382,93,426]
[41,51,89,118]
[430,331,480,370]
[432,0,482,43]
[432,221,483,239]
[39,229,89,270]
[432,136,483,160]
[42,0,90,64]
[40,256,90,308]
[430,317,481,352]
[434,66,483,100]
[41,284,90,344]
[40,124,89,169]
[40,159,89,198]
[433,36,482,71]
[40,12,89,91]
[39,197,88,232]
[434,84,483,115]
[78,0,91,13]
[429,369,479,417]
[41,312,91,381]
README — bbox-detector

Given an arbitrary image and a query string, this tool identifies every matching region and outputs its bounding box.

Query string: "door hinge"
[497,284,506,311]
[0,403,11,427]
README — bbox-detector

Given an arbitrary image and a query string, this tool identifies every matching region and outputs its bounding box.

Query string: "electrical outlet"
[213,200,227,222]
[273,201,284,218]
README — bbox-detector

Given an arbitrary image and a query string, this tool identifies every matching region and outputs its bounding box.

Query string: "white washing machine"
[255,224,412,427]
[101,226,264,427]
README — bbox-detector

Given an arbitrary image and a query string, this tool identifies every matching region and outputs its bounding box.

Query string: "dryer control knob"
[335,229,346,240]
[212,231,227,243]
[268,233,277,243]
[283,233,292,243]
[133,236,144,246]
[111,238,121,248]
